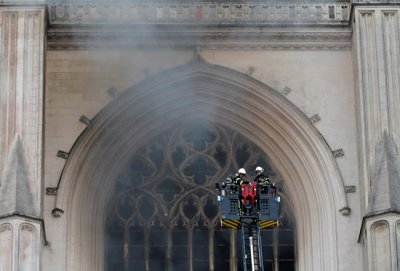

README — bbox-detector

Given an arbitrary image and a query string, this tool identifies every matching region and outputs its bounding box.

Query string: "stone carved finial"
[339,207,351,216]
[52,208,64,218]
[332,149,344,158]
[191,44,205,63]
[46,187,58,196]
[195,44,201,55]
[309,114,321,124]
[281,87,292,96]
[79,115,91,126]
[107,86,119,98]
[57,150,69,159]
[246,66,256,76]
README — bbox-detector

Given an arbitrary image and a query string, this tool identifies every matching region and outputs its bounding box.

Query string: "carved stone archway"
[54,58,349,271]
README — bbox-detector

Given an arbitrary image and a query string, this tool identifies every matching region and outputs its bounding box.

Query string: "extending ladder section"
[241,218,264,271]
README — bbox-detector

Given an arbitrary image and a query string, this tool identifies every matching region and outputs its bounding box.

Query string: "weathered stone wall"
[43,48,361,270]
[0,1,396,270]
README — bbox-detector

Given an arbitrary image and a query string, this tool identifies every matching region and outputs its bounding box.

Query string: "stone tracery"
[106,121,295,270]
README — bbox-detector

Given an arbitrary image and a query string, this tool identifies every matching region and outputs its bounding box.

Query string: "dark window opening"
[329,6,335,19]
[106,121,296,271]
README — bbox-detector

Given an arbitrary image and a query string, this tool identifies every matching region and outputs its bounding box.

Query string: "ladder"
[241,217,264,271]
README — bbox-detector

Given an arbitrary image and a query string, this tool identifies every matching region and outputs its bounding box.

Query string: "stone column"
[353,4,400,210]
[0,3,46,271]
[0,4,45,214]
[353,4,400,271]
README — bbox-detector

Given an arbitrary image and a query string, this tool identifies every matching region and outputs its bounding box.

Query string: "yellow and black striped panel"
[259,220,278,229]
[221,219,241,229]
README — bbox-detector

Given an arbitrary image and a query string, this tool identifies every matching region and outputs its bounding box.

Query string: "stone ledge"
[47,27,352,50]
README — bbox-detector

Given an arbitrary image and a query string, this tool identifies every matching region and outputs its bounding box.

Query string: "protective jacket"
[232,174,243,186]
[254,174,270,185]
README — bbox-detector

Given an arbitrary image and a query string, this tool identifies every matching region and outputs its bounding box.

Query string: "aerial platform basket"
[217,182,280,229]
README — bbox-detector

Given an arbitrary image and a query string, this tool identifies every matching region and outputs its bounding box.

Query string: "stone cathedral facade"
[0,0,399,270]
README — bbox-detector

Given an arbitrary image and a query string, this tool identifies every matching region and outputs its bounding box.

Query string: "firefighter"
[233,168,247,185]
[254,166,272,196]
[240,173,257,215]
[253,166,270,185]
[226,168,246,194]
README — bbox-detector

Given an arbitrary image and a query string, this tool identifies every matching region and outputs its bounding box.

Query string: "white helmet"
[255,166,264,173]
[238,168,246,175]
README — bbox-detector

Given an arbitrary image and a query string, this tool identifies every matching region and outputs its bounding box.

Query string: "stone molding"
[47,28,352,50]
[48,2,351,26]
[0,223,12,232]
[46,2,352,50]
[20,223,36,232]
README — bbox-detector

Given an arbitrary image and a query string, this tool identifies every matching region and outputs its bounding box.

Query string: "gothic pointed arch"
[54,58,349,271]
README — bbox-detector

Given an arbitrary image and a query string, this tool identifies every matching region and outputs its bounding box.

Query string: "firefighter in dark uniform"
[254,166,275,196]
[234,168,247,185]
[253,166,270,185]
[227,168,246,193]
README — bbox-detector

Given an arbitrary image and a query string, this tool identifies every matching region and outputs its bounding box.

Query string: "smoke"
[46,1,299,270]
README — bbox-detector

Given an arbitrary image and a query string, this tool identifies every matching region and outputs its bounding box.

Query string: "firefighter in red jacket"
[238,169,257,215]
